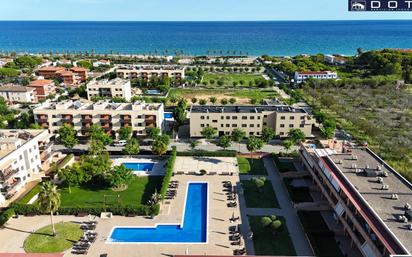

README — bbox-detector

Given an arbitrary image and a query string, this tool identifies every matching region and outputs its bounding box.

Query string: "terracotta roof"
[71,67,87,72]
[56,70,74,76]
[0,85,34,92]
[0,254,64,257]
[38,66,65,72]
[29,79,54,87]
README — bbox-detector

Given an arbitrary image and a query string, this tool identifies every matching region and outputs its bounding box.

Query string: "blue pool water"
[146,90,161,95]
[123,162,154,172]
[108,182,208,243]
[164,113,173,119]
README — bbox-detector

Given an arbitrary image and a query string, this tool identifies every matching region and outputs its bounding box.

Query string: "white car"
[113,140,127,147]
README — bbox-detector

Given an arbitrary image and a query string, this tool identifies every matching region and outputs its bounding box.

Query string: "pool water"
[164,112,173,119]
[123,162,154,172]
[146,89,161,95]
[108,182,208,243]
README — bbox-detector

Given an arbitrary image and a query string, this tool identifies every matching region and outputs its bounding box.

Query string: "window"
[300,116,305,120]
[19,155,23,160]
[290,116,295,120]
[200,116,205,120]
[300,124,305,128]
[257,116,261,120]
[289,124,294,128]
[263,122,267,126]
[221,116,224,120]
[280,124,285,128]
[212,120,218,123]
[280,132,285,135]
[221,124,224,127]
[232,124,238,127]
[232,116,238,120]
[226,124,230,127]
[257,124,260,128]
[226,116,230,119]
[250,124,254,128]
[264,115,267,118]
[249,132,254,136]
[242,124,247,128]
[280,116,286,120]
[137,115,142,119]
[250,116,255,120]
[201,124,205,127]
[242,116,247,120]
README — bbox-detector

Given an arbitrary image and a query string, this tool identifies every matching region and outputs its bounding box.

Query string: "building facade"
[0,130,53,206]
[86,78,132,101]
[299,140,412,257]
[189,105,314,138]
[37,66,88,86]
[0,85,37,103]
[28,79,56,101]
[70,67,88,82]
[33,100,164,137]
[294,71,338,83]
[116,65,185,80]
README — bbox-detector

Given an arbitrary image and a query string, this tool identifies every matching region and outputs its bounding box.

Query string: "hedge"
[177,150,237,157]
[10,203,155,216]
[49,154,74,173]
[160,146,177,198]
[0,208,15,226]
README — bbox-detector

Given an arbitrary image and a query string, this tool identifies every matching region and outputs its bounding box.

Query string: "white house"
[294,71,338,83]
[0,85,37,103]
[93,60,111,67]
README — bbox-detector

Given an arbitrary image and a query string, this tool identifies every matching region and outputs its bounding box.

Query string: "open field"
[248,216,296,256]
[202,72,264,88]
[300,85,412,182]
[169,88,278,105]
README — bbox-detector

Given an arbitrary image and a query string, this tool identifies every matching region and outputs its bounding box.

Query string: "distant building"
[33,100,164,137]
[86,78,131,101]
[37,66,66,79]
[116,65,185,80]
[324,55,347,66]
[0,85,37,103]
[189,105,314,138]
[37,66,88,86]
[93,60,111,67]
[0,129,53,206]
[28,79,56,101]
[294,71,338,83]
[70,67,88,83]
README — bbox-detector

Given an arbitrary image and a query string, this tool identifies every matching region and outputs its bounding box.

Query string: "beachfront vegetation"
[24,222,83,253]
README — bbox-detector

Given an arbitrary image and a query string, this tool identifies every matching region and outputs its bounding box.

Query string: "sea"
[0,20,411,56]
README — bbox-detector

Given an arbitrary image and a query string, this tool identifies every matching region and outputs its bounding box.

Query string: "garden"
[242,177,279,208]
[237,157,268,175]
[248,215,296,256]
[201,72,267,88]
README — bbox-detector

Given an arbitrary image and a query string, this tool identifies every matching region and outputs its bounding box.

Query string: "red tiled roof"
[57,70,74,76]
[0,254,64,257]
[29,79,53,87]
[71,67,87,72]
[298,71,330,75]
[38,66,65,72]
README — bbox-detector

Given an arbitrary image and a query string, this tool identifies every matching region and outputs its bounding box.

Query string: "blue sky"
[2,0,412,21]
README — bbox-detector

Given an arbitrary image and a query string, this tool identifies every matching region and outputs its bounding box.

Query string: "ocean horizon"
[0,20,411,56]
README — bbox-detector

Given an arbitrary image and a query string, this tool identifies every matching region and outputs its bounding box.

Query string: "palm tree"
[38,181,61,236]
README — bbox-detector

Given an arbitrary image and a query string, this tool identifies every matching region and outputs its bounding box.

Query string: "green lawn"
[242,179,279,208]
[60,176,163,208]
[283,178,313,203]
[18,184,40,204]
[24,222,83,253]
[298,211,344,257]
[203,72,263,87]
[237,157,268,175]
[248,216,296,256]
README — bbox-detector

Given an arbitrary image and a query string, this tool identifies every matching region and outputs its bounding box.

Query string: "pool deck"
[0,157,243,257]
[111,157,166,176]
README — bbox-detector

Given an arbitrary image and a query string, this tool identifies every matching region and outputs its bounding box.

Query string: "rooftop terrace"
[0,130,44,159]
[190,105,307,114]
[34,100,162,112]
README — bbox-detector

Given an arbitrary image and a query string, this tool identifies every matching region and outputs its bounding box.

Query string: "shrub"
[271,220,282,230]
[177,150,236,157]
[160,146,177,198]
[260,216,272,227]
[199,169,207,175]
[0,208,15,226]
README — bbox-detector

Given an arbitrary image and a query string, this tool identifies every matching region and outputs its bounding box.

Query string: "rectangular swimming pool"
[164,112,173,119]
[107,182,208,243]
[123,162,155,172]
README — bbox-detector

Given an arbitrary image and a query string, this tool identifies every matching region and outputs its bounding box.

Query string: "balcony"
[39,141,53,151]
[61,115,73,122]
[82,115,93,122]
[0,168,18,182]
[100,115,112,121]
[121,115,131,121]
[1,178,21,195]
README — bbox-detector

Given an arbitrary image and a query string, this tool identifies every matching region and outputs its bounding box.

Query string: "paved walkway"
[238,157,314,256]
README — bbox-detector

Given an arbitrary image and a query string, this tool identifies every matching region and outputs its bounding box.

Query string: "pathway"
[238,157,314,256]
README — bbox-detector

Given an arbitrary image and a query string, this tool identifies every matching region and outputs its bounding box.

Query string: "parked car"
[113,140,127,147]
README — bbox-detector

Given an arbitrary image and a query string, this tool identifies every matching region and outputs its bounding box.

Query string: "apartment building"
[86,78,132,101]
[0,85,37,103]
[294,71,338,83]
[37,66,66,79]
[189,105,314,138]
[28,79,56,101]
[33,100,164,137]
[116,65,185,80]
[37,66,88,86]
[299,140,412,257]
[70,67,88,82]
[324,55,348,66]
[0,129,53,206]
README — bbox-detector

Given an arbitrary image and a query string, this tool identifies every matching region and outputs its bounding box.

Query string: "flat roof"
[0,86,34,93]
[324,147,412,255]
[190,105,307,114]
[0,130,44,159]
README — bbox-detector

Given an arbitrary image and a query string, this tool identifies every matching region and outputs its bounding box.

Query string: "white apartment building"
[87,78,132,101]
[324,55,347,66]
[116,65,185,80]
[33,100,164,137]
[189,105,314,138]
[0,130,53,206]
[294,71,338,83]
[0,85,37,103]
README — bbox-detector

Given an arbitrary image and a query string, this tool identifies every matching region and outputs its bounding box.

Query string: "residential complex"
[300,140,412,257]
[33,100,164,137]
[116,65,185,80]
[294,71,338,83]
[0,85,37,103]
[37,66,88,86]
[28,79,56,101]
[324,54,348,66]
[189,105,314,138]
[86,78,132,101]
[0,129,53,206]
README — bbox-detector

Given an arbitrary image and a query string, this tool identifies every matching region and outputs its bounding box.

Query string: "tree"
[152,135,170,155]
[58,164,87,193]
[106,165,133,190]
[123,138,140,155]
[250,98,258,104]
[76,60,92,69]
[221,98,228,105]
[80,151,112,180]
[246,137,264,158]
[189,140,198,150]
[58,124,78,149]
[118,127,132,140]
[0,68,20,78]
[262,127,274,143]
[199,99,207,105]
[282,139,294,152]
[172,106,186,126]
[191,97,198,104]
[251,177,266,192]
[209,97,217,104]
[229,98,237,104]
[89,125,112,146]
[231,128,246,143]
[218,135,232,149]
[147,127,161,139]
[38,181,60,236]
[288,128,305,144]
[201,127,216,140]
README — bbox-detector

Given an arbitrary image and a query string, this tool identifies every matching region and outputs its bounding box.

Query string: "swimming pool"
[146,89,161,95]
[107,182,208,243]
[123,162,155,172]
[164,112,173,119]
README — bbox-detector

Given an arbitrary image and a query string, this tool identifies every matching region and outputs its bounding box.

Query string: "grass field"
[59,176,163,208]
[242,179,279,208]
[18,184,40,204]
[24,222,83,253]
[203,72,263,87]
[237,157,268,175]
[248,216,296,256]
